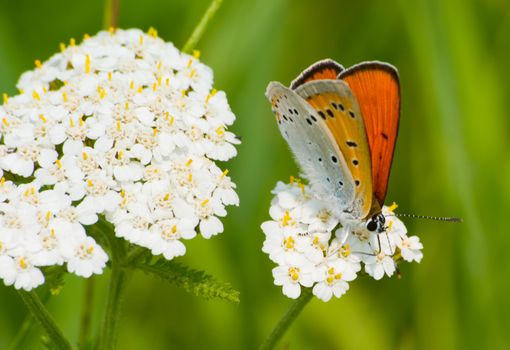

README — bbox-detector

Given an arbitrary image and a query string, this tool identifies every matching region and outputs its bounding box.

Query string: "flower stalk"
[17,290,73,350]
[103,0,120,29]
[97,221,127,350]
[259,288,313,350]
[79,278,95,348]
[182,0,223,53]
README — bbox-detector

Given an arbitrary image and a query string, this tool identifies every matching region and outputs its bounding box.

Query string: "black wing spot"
[331,156,337,163]
[326,109,334,118]
[318,111,326,120]
[310,115,317,122]
[355,180,360,186]
[338,181,343,186]
[318,157,322,162]
[348,111,355,119]
[288,108,293,115]
[346,141,357,148]
[381,132,389,140]
[289,116,294,122]
[293,109,299,115]
[331,102,338,109]
[282,115,288,121]
[352,159,359,166]
[326,177,331,183]
[338,104,345,111]
[306,118,312,126]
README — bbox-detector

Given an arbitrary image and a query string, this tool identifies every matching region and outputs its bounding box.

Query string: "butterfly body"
[266,59,400,231]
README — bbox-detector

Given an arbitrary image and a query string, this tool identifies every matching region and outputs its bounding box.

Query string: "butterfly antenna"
[390,213,463,223]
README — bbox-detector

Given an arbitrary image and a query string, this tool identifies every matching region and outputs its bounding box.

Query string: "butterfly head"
[366,212,386,233]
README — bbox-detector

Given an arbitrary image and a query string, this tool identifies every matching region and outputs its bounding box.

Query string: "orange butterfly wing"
[290,59,344,90]
[338,62,400,206]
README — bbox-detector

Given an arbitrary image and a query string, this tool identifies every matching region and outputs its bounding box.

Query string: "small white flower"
[146,218,197,260]
[0,255,44,290]
[261,221,302,265]
[398,235,423,262]
[273,258,317,299]
[313,260,356,302]
[295,232,330,264]
[194,196,226,239]
[301,200,338,233]
[61,234,108,278]
[364,251,396,280]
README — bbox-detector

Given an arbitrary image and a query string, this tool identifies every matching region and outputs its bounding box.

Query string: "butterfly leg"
[376,233,382,253]
[384,229,395,256]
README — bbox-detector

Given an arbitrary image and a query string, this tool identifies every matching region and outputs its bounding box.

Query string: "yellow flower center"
[288,267,300,281]
[284,236,295,250]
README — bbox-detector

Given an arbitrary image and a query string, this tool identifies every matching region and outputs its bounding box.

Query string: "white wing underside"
[266,82,356,216]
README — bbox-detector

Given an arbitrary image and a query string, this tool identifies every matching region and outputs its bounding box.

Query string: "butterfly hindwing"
[266,82,356,212]
[338,62,400,206]
[294,79,374,219]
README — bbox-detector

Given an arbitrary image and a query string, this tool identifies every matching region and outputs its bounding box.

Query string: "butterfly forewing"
[290,59,344,90]
[294,80,374,219]
[338,62,400,206]
[266,82,356,212]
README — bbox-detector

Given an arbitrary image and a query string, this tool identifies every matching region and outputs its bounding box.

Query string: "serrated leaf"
[134,258,240,303]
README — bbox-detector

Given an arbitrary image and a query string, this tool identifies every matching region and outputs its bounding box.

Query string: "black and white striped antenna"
[388,213,462,223]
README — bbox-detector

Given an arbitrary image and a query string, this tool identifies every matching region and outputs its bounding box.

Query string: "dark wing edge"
[290,59,344,90]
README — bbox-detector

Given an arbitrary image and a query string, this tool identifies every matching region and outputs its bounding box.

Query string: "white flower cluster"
[0,28,239,290]
[261,179,423,302]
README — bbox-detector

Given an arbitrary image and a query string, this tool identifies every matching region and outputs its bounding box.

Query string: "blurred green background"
[1,0,509,349]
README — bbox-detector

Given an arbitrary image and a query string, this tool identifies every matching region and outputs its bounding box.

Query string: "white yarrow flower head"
[0,28,239,290]
[261,178,422,302]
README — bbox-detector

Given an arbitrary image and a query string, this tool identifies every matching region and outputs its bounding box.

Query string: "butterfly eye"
[367,213,386,232]
[366,219,378,232]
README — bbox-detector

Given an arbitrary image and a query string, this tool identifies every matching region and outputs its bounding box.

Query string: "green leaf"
[133,258,240,303]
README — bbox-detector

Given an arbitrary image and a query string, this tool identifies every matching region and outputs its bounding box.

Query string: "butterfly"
[266,59,400,233]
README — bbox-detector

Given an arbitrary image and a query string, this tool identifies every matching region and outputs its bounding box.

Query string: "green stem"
[102,0,120,30]
[9,290,51,349]
[8,313,34,350]
[182,0,223,54]
[97,265,126,350]
[17,291,73,350]
[79,277,95,348]
[97,220,127,350]
[123,246,147,267]
[259,288,313,350]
